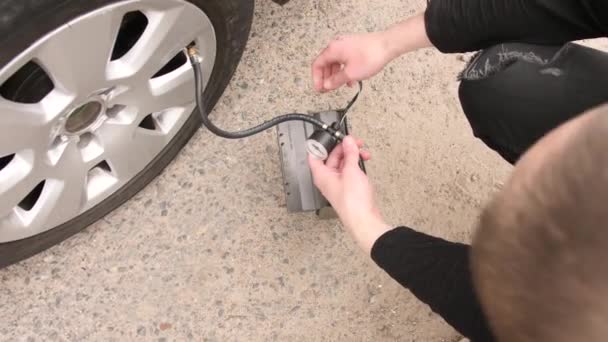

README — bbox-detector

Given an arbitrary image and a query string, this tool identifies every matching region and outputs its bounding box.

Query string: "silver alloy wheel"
[0,0,216,243]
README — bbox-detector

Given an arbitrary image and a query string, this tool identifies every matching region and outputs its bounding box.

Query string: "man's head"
[472,104,608,342]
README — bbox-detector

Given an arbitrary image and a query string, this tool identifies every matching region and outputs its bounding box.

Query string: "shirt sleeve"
[425,0,605,53]
[371,227,495,342]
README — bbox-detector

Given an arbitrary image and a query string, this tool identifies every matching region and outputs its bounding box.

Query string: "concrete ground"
[0,0,518,341]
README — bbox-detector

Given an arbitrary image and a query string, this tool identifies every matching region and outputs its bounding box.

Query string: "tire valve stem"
[187,45,203,65]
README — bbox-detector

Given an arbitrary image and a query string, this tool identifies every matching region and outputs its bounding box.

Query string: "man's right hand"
[312,14,432,93]
[312,32,396,93]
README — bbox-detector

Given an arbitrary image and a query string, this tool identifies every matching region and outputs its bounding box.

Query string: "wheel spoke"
[27,173,86,232]
[109,4,209,81]
[0,154,38,218]
[110,64,195,114]
[34,8,124,94]
[96,121,170,180]
[29,142,88,227]
[0,99,47,156]
[149,64,195,109]
[0,98,46,125]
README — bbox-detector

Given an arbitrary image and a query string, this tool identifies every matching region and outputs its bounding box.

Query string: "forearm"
[371,227,495,341]
[343,213,392,256]
[382,13,434,60]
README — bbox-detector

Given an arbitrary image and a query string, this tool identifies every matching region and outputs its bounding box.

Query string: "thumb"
[341,136,361,169]
[308,154,332,189]
[324,70,350,91]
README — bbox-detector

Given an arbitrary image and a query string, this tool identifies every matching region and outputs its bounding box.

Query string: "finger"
[312,42,347,91]
[312,48,329,92]
[314,43,348,90]
[355,139,370,160]
[329,63,343,91]
[331,63,341,78]
[328,138,364,169]
[341,136,361,169]
[324,70,350,91]
[326,144,345,169]
[323,39,347,63]
[322,64,331,92]
[313,49,332,93]
[308,154,334,190]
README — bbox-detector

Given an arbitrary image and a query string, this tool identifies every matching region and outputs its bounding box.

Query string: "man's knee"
[456,43,603,164]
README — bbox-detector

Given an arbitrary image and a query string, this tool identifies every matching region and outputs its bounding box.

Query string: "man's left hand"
[308,136,391,254]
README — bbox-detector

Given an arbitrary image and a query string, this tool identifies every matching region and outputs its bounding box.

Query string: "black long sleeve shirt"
[425,0,607,53]
[371,1,607,341]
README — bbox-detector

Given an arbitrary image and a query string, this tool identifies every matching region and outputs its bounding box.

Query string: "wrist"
[378,29,402,62]
[344,212,392,255]
[382,13,432,60]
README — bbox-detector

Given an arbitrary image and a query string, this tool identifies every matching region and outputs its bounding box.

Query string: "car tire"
[0,0,254,268]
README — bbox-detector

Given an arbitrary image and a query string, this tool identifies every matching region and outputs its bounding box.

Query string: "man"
[308,1,608,341]
[309,107,608,342]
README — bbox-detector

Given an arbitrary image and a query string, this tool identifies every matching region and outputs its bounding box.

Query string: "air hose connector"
[187,46,203,65]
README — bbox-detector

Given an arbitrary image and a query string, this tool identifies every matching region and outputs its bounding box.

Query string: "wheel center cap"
[64,101,103,134]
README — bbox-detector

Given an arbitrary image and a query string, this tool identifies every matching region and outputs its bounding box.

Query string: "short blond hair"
[472,105,608,342]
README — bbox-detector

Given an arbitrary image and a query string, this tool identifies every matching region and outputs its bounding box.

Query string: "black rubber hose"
[191,54,337,140]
